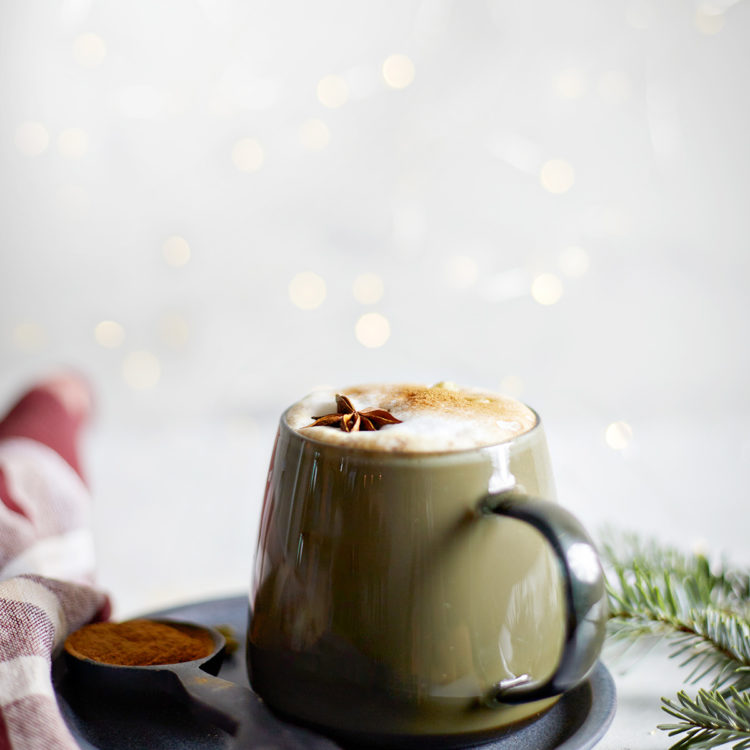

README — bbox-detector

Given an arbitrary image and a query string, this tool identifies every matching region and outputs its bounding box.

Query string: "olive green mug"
[247,407,607,747]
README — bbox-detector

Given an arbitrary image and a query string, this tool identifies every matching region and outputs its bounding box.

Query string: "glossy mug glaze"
[248,386,607,746]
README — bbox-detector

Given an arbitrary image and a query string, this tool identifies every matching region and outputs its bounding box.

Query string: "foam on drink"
[284,383,537,452]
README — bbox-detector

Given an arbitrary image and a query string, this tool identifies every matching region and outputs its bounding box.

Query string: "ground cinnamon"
[343,383,521,418]
[65,619,215,666]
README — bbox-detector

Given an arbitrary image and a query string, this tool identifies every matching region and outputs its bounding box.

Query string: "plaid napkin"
[0,377,108,750]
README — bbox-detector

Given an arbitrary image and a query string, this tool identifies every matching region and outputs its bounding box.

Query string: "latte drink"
[248,384,603,746]
[284,383,537,453]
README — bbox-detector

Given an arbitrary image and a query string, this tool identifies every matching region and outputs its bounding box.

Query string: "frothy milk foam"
[284,383,537,452]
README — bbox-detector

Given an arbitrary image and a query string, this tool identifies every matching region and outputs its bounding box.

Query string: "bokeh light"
[317,75,349,108]
[691,538,709,556]
[162,236,191,267]
[289,271,326,310]
[122,350,161,390]
[232,138,264,172]
[443,256,479,289]
[159,313,190,350]
[540,159,575,194]
[694,5,724,34]
[499,375,524,398]
[12,322,46,351]
[605,421,633,450]
[72,32,106,67]
[531,273,563,305]
[558,246,590,277]
[352,273,384,304]
[94,320,125,348]
[299,119,331,151]
[355,313,390,347]
[15,122,50,156]
[555,69,587,99]
[382,54,415,89]
[57,128,89,159]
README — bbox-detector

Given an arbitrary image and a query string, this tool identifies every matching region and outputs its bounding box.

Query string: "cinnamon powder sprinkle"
[344,384,510,418]
[65,619,216,666]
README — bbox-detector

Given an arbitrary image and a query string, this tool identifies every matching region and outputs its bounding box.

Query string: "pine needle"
[602,533,750,749]
[659,689,750,749]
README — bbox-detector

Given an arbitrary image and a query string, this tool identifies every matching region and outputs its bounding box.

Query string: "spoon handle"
[177,671,341,748]
[177,671,247,735]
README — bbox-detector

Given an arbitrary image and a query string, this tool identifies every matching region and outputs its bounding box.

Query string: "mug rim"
[279,402,542,458]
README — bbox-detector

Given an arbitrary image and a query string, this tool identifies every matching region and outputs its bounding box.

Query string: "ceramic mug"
[247,404,607,747]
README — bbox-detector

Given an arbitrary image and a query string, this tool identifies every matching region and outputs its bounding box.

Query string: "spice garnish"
[64,619,215,666]
[308,394,402,432]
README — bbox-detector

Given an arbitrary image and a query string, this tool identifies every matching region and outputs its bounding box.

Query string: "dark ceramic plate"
[55,595,616,750]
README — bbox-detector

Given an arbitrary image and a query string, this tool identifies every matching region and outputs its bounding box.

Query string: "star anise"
[308,394,402,432]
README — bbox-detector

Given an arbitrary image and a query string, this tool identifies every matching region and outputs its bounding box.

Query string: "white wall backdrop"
[1,0,749,616]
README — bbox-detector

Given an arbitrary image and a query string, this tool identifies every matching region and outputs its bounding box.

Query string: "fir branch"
[604,542,750,691]
[658,688,750,750]
[602,533,750,749]
[602,534,749,614]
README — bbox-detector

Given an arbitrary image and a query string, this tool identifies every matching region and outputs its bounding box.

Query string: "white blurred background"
[1,0,748,632]
[2,3,749,746]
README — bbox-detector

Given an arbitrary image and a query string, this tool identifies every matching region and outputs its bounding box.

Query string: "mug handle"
[480,490,608,706]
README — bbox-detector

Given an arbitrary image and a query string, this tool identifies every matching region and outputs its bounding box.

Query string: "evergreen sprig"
[603,535,750,749]
[659,689,750,750]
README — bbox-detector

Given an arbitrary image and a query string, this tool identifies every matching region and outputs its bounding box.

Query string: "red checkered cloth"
[0,378,108,750]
